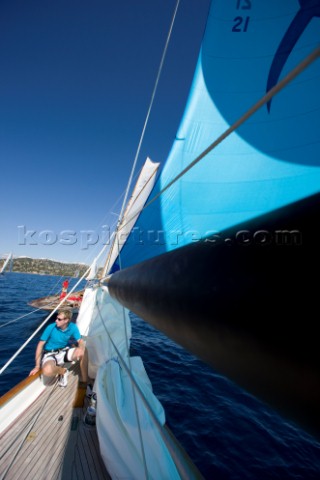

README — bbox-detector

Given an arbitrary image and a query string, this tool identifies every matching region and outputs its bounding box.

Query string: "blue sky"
[0,0,210,265]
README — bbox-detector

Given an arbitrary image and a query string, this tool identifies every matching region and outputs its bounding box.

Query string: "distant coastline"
[0,256,89,277]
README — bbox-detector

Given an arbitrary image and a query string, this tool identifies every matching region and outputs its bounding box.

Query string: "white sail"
[96,357,180,480]
[0,253,12,275]
[102,157,159,276]
[76,285,180,479]
[74,153,185,476]
[86,257,98,280]
[77,285,131,378]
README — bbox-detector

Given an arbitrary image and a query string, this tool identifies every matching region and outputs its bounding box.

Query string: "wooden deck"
[28,290,84,311]
[0,364,110,480]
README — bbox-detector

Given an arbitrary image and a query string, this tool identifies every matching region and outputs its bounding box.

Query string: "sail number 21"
[233,0,251,32]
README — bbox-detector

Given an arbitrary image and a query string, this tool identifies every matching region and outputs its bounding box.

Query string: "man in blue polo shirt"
[29,309,88,387]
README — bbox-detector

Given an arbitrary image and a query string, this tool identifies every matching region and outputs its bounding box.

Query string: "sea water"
[0,273,319,479]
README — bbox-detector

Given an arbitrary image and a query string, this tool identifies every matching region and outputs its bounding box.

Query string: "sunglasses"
[56,317,66,321]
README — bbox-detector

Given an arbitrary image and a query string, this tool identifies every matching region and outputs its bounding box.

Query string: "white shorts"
[42,347,76,367]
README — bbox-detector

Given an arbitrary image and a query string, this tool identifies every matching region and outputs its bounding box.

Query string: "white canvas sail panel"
[76,286,182,478]
[103,157,159,275]
[96,357,181,480]
[77,286,131,378]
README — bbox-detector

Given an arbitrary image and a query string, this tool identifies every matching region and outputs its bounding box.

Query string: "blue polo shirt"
[41,322,81,351]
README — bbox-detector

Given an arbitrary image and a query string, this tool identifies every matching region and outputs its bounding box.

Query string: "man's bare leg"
[79,349,88,383]
[42,360,66,379]
[71,347,89,383]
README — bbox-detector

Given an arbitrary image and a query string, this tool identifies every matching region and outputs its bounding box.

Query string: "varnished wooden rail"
[0,370,42,408]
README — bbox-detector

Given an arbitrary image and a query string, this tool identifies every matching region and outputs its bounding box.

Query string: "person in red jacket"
[59,279,69,300]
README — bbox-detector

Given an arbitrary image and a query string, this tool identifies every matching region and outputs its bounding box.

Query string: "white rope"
[0,233,116,376]
[117,0,181,225]
[0,276,89,332]
[99,44,320,274]
[93,47,320,478]
[0,308,48,330]
[0,273,95,329]
[0,273,88,375]
[0,240,111,376]
[100,0,180,279]
[0,274,90,331]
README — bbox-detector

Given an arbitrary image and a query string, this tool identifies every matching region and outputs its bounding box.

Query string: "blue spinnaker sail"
[119,0,320,268]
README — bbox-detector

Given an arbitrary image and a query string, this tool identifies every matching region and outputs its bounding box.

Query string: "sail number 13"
[232,0,252,32]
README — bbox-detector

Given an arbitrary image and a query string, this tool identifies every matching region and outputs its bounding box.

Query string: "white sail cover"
[77,285,131,378]
[76,286,180,478]
[103,157,159,276]
[96,358,180,480]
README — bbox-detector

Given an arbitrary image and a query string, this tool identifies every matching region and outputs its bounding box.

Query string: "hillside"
[0,256,89,277]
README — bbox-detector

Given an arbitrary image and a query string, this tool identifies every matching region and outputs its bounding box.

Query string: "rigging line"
[81,0,178,273]
[102,163,160,276]
[94,167,140,228]
[95,302,150,480]
[0,242,111,375]
[83,169,141,266]
[44,274,68,298]
[0,291,73,330]
[115,237,149,480]
[100,44,320,261]
[94,279,149,480]
[70,166,139,269]
[0,265,91,376]
[0,380,59,480]
[0,307,52,330]
[73,209,118,270]
[141,46,320,208]
[33,264,78,300]
[96,301,196,480]
[75,170,141,270]
[77,218,118,272]
[117,0,181,224]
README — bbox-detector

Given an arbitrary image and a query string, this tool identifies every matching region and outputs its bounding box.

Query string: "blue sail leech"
[267,0,320,111]
[118,0,320,268]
